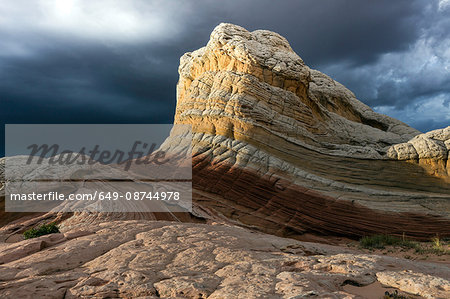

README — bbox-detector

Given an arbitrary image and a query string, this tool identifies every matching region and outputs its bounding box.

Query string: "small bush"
[431,236,441,250]
[23,223,60,239]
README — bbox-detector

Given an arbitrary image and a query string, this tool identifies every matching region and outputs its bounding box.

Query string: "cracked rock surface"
[0,221,448,298]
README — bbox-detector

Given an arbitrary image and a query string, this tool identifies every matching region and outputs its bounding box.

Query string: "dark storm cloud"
[1,0,449,156]
[225,0,426,67]
[0,39,179,118]
[318,1,450,130]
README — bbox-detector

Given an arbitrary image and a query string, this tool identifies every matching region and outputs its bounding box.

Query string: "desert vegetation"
[23,223,60,239]
[359,234,449,256]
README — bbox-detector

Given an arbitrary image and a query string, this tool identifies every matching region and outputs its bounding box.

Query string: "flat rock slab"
[0,220,448,298]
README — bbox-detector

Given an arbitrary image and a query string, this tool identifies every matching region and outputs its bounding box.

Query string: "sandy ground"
[293,233,449,265]
[345,242,450,265]
[343,281,422,298]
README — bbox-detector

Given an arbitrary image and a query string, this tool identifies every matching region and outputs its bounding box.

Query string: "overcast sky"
[1,0,449,156]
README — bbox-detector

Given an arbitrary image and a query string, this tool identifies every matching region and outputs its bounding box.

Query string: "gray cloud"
[321,1,450,130]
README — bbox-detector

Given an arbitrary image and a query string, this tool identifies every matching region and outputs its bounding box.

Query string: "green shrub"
[431,236,442,250]
[23,223,60,239]
[359,234,417,249]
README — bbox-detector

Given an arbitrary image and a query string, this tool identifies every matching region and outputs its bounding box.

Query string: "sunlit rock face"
[387,126,450,180]
[175,23,419,159]
[170,23,450,239]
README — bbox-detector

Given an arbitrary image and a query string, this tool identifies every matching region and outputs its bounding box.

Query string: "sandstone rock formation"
[1,23,449,239]
[168,23,450,240]
[0,220,449,298]
[175,23,419,159]
[0,22,449,299]
[1,23,450,239]
[387,126,450,180]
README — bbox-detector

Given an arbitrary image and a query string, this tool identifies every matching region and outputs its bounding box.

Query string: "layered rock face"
[176,23,420,158]
[172,23,450,239]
